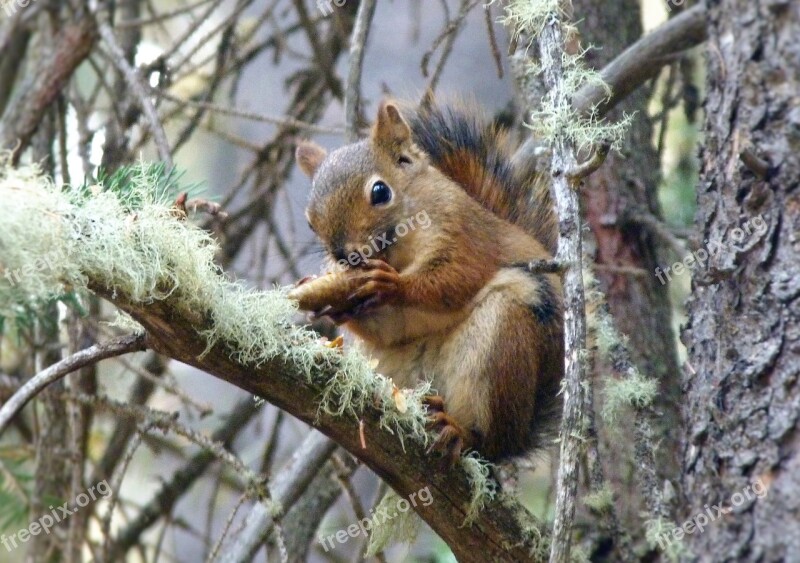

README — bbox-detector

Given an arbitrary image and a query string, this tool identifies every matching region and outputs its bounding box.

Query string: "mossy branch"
[0,162,547,563]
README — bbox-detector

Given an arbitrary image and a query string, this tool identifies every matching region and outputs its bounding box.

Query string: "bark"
[682,0,800,560]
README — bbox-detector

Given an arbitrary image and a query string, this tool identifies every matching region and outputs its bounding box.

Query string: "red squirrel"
[290,100,563,464]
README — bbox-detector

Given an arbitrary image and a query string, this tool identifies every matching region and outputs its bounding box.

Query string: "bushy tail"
[403,103,557,254]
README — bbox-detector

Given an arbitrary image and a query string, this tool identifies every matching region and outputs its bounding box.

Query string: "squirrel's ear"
[296,141,327,178]
[372,100,411,149]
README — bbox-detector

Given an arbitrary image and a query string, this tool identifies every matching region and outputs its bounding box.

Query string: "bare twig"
[344,0,377,142]
[518,259,568,275]
[0,334,146,436]
[106,398,258,559]
[219,431,338,563]
[420,0,481,97]
[89,0,174,168]
[158,90,344,135]
[567,142,611,184]
[0,19,96,155]
[483,3,504,79]
[572,5,707,118]
[519,8,592,562]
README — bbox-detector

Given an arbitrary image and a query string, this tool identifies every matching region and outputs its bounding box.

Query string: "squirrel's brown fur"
[403,102,557,253]
[293,100,563,463]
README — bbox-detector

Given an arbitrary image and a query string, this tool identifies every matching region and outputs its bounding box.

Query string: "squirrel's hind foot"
[426,409,467,469]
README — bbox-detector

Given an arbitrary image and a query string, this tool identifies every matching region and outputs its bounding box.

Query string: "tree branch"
[344,0,377,142]
[219,431,337,562]
[0,334,147,435]
[89,0,173,168]
[573,5,707,118]
[85,287,546,562]
[0,18,96,155]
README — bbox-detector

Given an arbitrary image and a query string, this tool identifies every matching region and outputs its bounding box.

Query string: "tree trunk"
[682,0,800,560]
[573,0,682,531]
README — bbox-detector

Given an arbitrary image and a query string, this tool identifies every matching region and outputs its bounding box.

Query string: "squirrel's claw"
[422,394,446,413]
[426,410,467,469]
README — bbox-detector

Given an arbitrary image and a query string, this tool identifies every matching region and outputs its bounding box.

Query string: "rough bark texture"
[574,0,683,528]
[682,0,800,560]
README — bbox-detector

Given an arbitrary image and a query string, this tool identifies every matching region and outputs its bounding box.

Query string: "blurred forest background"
[2,0,795,561]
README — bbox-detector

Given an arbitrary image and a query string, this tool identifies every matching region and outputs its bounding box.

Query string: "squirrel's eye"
[370,181,393,206]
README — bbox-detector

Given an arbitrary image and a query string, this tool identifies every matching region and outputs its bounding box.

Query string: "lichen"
[582,484,613,512]
[645,517,692,562]
[499,0,632,154]
[365,490,421,556]
[461,452,498,526]
[0,159,501,519]
[601,367,658,423]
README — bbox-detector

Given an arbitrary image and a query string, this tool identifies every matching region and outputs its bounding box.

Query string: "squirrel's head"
[295,100,432,270]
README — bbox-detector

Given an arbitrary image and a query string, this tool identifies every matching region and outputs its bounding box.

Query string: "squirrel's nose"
[331,246,347,263]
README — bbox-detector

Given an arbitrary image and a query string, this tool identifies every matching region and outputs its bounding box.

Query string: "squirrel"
[292,99,563,465]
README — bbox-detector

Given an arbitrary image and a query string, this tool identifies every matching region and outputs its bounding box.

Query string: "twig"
[512,5,708,166]
[572,5,707,118]
[117,0,218,29]
[102,421,150,559]
[520,7,591,562]
[206,493,248,562]
[583,267,634,561]
[740,148,770,179]
[89,0,174,168]
[0,19,96,155]
[344,0,377,142]
[0,334,146,436]
[594,300,669,523]
[567,142,611,184]
[219,431,337,562]
[483,3,504,79]
[518,259,568,275]
[158,90,344,135]
[106,398,258,559]
[292,0,343,99]
[420,0,481,96]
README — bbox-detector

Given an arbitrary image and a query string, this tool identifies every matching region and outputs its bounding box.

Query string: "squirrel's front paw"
[315,259,402,320]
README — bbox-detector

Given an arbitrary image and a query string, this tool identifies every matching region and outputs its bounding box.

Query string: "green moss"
[499,2,632,153]
[525,55,633,153]
[497,0,560,43]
